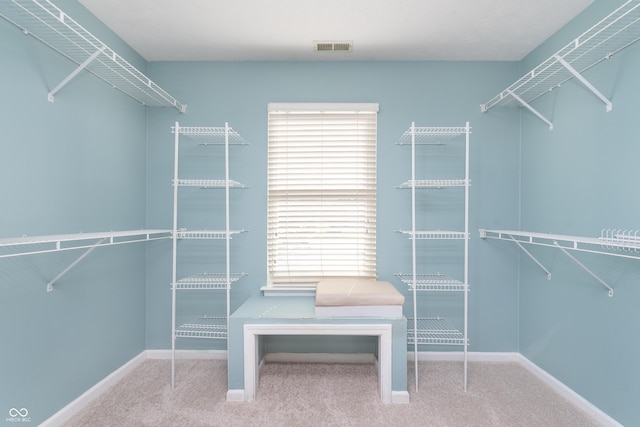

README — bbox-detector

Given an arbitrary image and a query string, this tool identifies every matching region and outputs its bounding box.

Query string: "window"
[267,103,378,286]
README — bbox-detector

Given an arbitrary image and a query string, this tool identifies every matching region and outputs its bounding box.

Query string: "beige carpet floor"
[63,359,602,426]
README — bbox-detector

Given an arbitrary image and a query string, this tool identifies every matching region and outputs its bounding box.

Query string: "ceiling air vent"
[314,41,353,53]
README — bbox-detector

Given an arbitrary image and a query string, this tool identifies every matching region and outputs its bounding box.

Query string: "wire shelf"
[174,229,247,239]
[0,229,172,258]
[174,272,247,290]
[407,317,466,346]
[395,273,467,292]
[396,179,468,189]
[480,228,640,297]
[397,230,467,240]
[0,0,185,111]
[600,229,640,252]
[174,179,248,189]
[480,229,640,257]
[172,126,247,145]
[397,126,468,145]
[482,1,640,112]
[175,317,227,339]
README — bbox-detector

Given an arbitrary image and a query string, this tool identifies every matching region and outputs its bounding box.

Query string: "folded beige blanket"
[315,279,405,307]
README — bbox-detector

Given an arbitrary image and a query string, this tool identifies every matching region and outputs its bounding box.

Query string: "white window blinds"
[267,103,378,285]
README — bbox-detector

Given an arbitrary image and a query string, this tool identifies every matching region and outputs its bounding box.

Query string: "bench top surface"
[231,296,406,322]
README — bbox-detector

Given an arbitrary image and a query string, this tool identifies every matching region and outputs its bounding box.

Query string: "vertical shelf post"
[463,121,470,391]
[225,123,231,340]
[410,122,419,391]
[171,121,180,388]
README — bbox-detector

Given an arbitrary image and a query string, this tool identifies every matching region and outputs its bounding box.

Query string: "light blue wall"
[0,1,151,424]
[8,0,637,424]
[513,1,640,425]
[144,60,522,354]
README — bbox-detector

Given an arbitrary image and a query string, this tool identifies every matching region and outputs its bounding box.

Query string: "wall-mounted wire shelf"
[174,230,247,240]
[396,126,469,145]
[480,1,640,130]
[174,179,248,189]
[396,179,468,189]
[0,229,172,291]
[600,228,640,251]
[395,273,467,292]
[479,228,640,297]
[173,272,247,290]
[396,230,467,240]
[0,229,171,257]
[407,317,466,346]
[175,317,227,339]
[0,0,186,111]
[172,126,247,145]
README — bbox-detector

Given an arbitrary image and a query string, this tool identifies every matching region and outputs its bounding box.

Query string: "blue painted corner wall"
[0,1,149,424]
[514,1,640,425]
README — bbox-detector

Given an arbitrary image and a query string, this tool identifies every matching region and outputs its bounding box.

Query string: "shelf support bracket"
[506,90,554,130]
[508,235,552,280]
[554,242,614,297]
[554,55,612,112]
[48,47,105,103]
[46,237,106,292]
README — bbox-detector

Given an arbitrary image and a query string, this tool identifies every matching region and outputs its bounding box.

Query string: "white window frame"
[266,102,379,289]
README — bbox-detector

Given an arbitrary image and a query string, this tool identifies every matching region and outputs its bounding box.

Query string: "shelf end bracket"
[554,55,612,112]
[46,237,107,292]
[554,242,614,297]
[508,235,552,280]
[48,47,105,103]
[506,90,554,130]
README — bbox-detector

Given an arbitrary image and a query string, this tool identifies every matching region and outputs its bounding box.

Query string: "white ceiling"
[78,0,595,62]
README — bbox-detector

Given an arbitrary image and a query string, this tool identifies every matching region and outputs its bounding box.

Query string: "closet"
[170,123,248,387]
[395,122,470,390]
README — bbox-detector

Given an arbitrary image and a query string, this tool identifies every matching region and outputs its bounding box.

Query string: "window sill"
[260,286,316,297]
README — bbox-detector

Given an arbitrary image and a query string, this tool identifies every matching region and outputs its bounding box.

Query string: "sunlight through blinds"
[267,103,378,285]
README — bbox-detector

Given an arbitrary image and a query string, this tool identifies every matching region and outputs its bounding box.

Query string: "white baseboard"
[264,352,376,364]
[40,351,147,427]
[392,391,410,404]
[409,351,520,362]
[226,389,246,402]
[516,354,622,427]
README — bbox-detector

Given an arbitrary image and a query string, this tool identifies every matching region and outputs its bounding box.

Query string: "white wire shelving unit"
[0,0,186,112]
[479,229,640,297]
[395,122,471,391]
[0,229,172,291]
[170,122,248,387]
[480,0,640,130]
